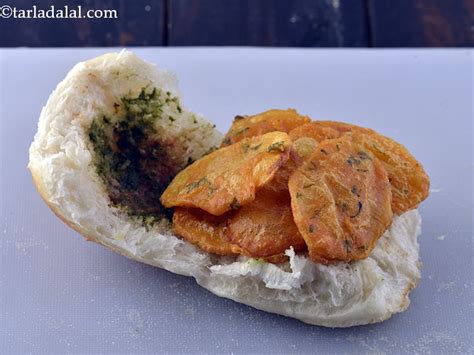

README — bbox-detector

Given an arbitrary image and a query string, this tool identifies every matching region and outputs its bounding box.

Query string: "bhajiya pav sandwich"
[29,51,429,327]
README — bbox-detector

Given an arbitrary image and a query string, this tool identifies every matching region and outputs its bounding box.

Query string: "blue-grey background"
[0,48,472,353]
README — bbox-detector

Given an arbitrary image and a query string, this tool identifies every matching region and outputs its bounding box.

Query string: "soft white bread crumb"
[29,51,421,327]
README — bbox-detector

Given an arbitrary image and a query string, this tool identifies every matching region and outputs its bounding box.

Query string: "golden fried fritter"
[173,207,241,255]
[173,206,296,263]
[289,137,393,264]
[346,131,430,214]
[289,122,341,143]
[264,137,318,193]
[289,121,430,214]
[226,188,307,258]
[221,109,310,146]
[161,132,291,215]
[291,137,319,162]
[308,121,365,134]
[169,115,428,265]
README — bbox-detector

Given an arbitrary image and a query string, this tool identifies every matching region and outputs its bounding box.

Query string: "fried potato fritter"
[289,122,341,143]
[265,137,318,193]
[347,131,430,214]
[226,188,306,258]
[166,113,428,265]
[289,138,393,264]
[173,208,241,255]
[161,132,291,215]
[291,137,319,162]
[288,121,430,214]
[221,109,310,146]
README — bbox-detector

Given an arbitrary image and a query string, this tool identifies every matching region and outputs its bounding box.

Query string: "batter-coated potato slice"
[265,137,318,193]
[161,132,291,215]
[221,109,310,146]
[291,137,319,162]
[289,122,341,143]
[226,188,307,258]
[346,131,430,214]
[173,208,241,256]
[289,138,393,264]
[173,207,291,263]
[290,121,430,214]
[310,120,368,134]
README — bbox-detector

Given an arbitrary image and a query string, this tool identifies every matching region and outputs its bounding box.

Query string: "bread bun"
[29,51,421,327]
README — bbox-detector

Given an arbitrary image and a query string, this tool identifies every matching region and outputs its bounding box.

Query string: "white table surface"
[0,47,472,354]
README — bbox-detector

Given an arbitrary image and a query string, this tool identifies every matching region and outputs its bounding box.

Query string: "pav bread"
[29,51,424,327]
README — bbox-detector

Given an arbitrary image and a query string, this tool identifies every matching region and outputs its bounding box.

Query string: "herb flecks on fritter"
[289,138,393,264]
[221,109,310,147]
[289,121,430,214]
[161,132,291,216]
[162,111,428,265]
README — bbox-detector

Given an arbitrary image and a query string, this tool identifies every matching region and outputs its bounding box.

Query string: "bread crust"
[30,167,133,260]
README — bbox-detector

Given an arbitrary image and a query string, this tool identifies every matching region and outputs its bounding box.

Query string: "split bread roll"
[29,51,422,327]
